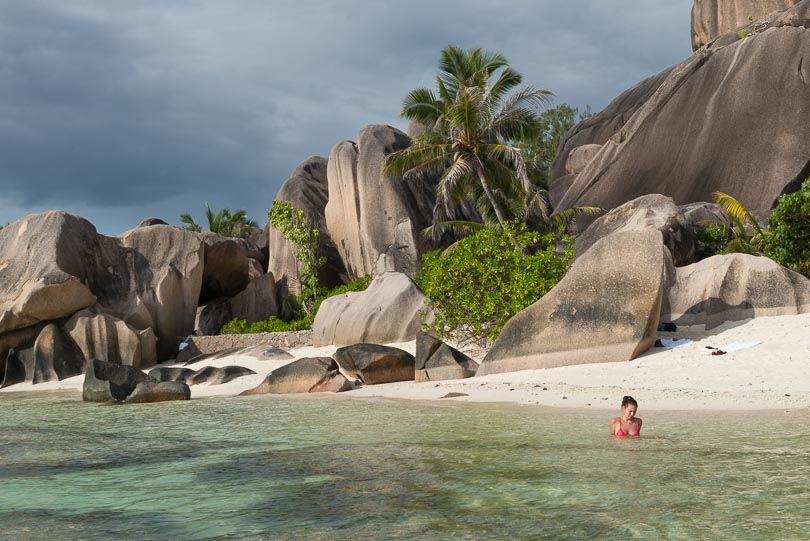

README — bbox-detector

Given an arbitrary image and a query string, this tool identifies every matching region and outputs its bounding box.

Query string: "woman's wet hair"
[621,395,638,408]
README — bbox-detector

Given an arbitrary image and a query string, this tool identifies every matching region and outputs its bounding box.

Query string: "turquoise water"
[1,393,809,540]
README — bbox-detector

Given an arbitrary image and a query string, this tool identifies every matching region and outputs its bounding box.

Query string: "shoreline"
[3,313,810,411]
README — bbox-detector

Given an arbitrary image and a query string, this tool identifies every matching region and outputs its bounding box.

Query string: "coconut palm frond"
[423,220,486,239]
[401,87,443,126]
[547,206,604,232]
[712,191,765,235]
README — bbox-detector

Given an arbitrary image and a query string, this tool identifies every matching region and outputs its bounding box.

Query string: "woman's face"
[622,404,637,420]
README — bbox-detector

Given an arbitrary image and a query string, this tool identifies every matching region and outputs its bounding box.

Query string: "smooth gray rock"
[65,311,157,368]
[267,156,347,296]
[0,212,99,334]
[565,144,603,176]
[333,344,415,385]
[32,323,86,384]
[148,366,197,383]
[663,253,810,328]
[575,195,695,266]
[187,365,256,385]
[691,0,799,50]
[555,11,810,222]
[324,125,437,280]
[478,230,666,375]
[199,232,262,304]
[137,218,169,227]
[240,357,350,394]
[312,272,433,347]
[125,381,190,403]
[82,359,154,403]
[228,272,279,327]
[414,332,478,382]
[549,68,674,186]
[0,323,47,383]
[0,346,36,388]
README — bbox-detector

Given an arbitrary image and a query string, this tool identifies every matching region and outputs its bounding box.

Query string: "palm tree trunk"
[476,166,519,249]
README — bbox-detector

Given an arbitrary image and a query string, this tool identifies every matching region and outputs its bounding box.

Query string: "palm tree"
[388,46,600,243]
[180,204,258,238]
[388,47,552,239]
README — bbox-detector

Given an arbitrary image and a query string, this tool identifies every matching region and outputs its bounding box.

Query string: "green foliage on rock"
[415,223,573,343]
[219,275,373,335]
[693,223,730,261]
[268,200,326,312]
[766,178,810,277]
[220,315,314,334]
[706,191,768,255]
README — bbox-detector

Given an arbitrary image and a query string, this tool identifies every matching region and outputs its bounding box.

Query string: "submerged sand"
[4,313,810,411]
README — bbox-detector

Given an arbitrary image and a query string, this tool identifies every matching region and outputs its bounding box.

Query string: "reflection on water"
[1,392,809,540]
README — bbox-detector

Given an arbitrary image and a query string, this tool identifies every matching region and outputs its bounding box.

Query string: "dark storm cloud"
[0,0,693,233]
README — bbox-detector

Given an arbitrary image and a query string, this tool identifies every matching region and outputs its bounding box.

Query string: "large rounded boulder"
[312,272,432,347]
[114,225,204,360]
[555,5,810,220]
[240,357,351,394]
[575,194,695,266]
[414,332,478,383]
[65,311,157,368]
[267,156,347,296]
[0,211,100,335]
[662,253,810,328]
[478,230,666,375]
[198,232,263,304]
[324,125,437,280]
[333,343,415,385]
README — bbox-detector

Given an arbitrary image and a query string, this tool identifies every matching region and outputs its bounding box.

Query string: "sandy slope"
[4,314,810,411]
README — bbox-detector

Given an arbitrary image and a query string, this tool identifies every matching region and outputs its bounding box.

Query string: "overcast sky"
[0,0,694,234]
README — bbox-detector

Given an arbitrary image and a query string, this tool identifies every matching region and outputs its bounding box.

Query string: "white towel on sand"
[660,338,693,349]
[717,341,762,353]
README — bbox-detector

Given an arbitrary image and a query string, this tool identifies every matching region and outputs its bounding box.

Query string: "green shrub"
[766,178,810,278]
[415,223,574,343]
[220,315,314,334]
[693,223,731,261]
[219,275,373,335]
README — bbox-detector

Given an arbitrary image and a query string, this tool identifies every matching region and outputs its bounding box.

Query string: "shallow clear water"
[1,392,809,540]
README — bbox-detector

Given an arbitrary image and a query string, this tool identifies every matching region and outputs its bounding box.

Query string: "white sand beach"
[5,313,810,411]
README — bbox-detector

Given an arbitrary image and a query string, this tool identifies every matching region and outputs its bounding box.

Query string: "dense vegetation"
[267,200,326,312]
[220,275,372,334]
[415,223,574,343]
[692,179,810,279]
[766,178,810,277]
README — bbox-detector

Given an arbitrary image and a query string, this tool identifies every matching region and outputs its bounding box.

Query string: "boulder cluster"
[1,0,809,393]
[241,335,479,395]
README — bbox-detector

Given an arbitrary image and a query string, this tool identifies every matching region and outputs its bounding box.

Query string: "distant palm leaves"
[180,203,258,238]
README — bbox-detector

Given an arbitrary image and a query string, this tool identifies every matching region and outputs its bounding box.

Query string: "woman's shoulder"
[610,416,621,424]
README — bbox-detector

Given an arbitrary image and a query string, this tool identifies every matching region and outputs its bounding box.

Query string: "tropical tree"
[520,103,593,190]
[180,204,258,238]
[387,46,599,242]
[386,46,553,243]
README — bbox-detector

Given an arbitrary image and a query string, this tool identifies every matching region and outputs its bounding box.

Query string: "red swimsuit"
[615,422,640,437]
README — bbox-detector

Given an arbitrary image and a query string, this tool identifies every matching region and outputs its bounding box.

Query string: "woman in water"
[610,396,642,437]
